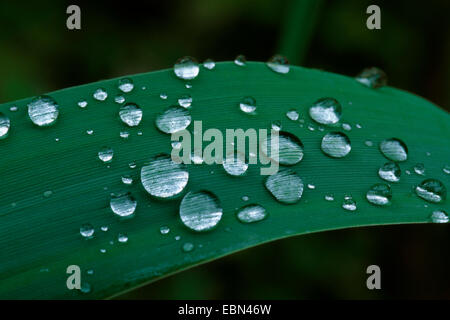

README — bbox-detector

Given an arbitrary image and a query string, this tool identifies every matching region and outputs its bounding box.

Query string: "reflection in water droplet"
[160,226,170,235]
[265,169,303,204]
[366,183,392,206]
[415,179,446,203]
[234,54,247,66]
[98,147,114,163]
[236,204,268,223]
[266,55,290,74]
[261,131,304,166]
[321,132,351,158]
[118,78,134,93]
[141,154,189,198]
[203,59,216,70]
[80,224,95,238]
[286,109,299,121]
[309,98,342,125]
[378,162,401,182]
[93,88,108,101]
[179,191,223,232]
[430,210,448,223]
[155,106,191,134]
[0,113,10,139]
[239,97,256,114]
[110,192,137,217]
[174,56,199,80]
[28,96,59,126]
[355,67,387,89]
[119,103,142,127]
[379,138,408,162]
[342,196,357,211]
[414,163,425,175]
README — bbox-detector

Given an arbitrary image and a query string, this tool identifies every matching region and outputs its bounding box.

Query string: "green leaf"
[0,62,448,299]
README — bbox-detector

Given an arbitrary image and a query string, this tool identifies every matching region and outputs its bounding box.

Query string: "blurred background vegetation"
[1,0,449,299]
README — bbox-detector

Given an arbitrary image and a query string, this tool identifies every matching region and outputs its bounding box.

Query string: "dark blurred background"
[1,0,449,299]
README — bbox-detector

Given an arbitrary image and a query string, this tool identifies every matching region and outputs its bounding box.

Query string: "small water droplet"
[9,105,18,112]
[175,235,181,241]
[185,83,192,89]
[118,78,134,93]
[114,95,125,104]
[155,106,191,134]
[236,204,268,223]
[342,196,357,211]
[325,194,335,201]
[307,124,315,131]
[355,67,387,89]
[78,100,88,108]
[98,147,114,163]
[379,138,408,162]
[242,195,249,201]
[121,175,133,185]
[86,269,94,275]
[93,88,108,101]
[239,96,256,114]
[366,183,392,206]
[307,184,316,190]
[117,233,128,243]
[80,223,95,238]
[120,131,130,139]
[356,124,362,129]
[178,95,192,108]
[309,98,342,125]
[378,162,401,182]
[110,192,137,217]
[86,129,94,135]
[100,248,106,254]
[119,103,142,127]
[160,226,170,235]
[321,132,351,158]
[0,113,10,139]
[365,140,373,147]
[174,56,199,80]
[271,120,282,131]
[28,96,59,126]
[141,154,189,198]
[129,161,137,169]
[430,210,449,223]
[261,131,304,166]
[342,123,352,131]
[415,179,446,203]
[80,282,91,294]
[43,190,53,198]
[159,93,168,100]
[101,226,109,232]
[182,242,195,252]
[179,191,223,232]
[203,59,216,70]
[266,54,289,74]
[443,165,450,175]
[414,163,425,175]
[265,169,303,204]
[234,54,247,66]
[286,109,299,121]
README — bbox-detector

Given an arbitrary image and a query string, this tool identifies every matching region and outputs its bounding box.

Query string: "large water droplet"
[118,78,134,93]
[234,54,247,66]
[174,56,199,80]
[265,169,303,204]
[239,97,256,114]
[223,152,248,176]
[80,223,95,238]
[266,55,290,74]
[110,192,137,217]
[415,179,446,203]
[430,210,448,223]
[309,98,342,125]
[98,147,114,163]
[155,106,191,134]
[27,96,59,127]
[378,162,401,182]
[236,204,268,223]
[119,103,142,127]
[93,88,108,101]
[321,132,351,158]
[355,67,387,89]
[179,191,223,232]
[366,183,392,206]
[379,138,408,162]
[141,154,189,198]
[261,131,304,166]
[0,113,10,139]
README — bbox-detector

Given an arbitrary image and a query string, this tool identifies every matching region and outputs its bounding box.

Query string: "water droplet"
[118,78,134,93]
[110,192,137,217]
[261,131,304,166]
[307,124,315,131]
[80,282,91,294]
[120,131,129,139]
[265,169,303,204]
[236,204,268,223]
[86,269,94,275]
[9,105,18,112]
[203,59,216,70]
[174,56,199,80]
[159,93,168,100]
[27,96,59,126]
[415,179,447,203]
[137,130,143,136]
[178,95,192,108]
[101,226,109,232]
[43,190,53,198]
[365,140,373,147]
[155,106,191,134]
[325,194,335,201]
[179,191,223,232]
[223,152,248,176]
[271,120,282,131]
[242,195,249,201]
[309,98,342,125]
[321,132,351,158]
[117,233,128,243]
[78,100,88,108]
[355,67,387,89]
[356,124,362,129]
[182,242,194,252]
[414,163,425,175]
[86,129,94,135]
[129,161,137,169]
[114,95,125,104]
[0,113,10,139]
[100,249,106,254]
[430,210,449,223]
[443,165,450,175]
[185,83,192,89]
[80,223,95,238]
[121,175,133,185]
[160,226,170,235]
[378,162,401,182]
[342,123,352,131]
[98,147,114,163]
[234,54,246,66]
[119,103,142,127]
[239,97,256,114]
[342,196,357,211]
[379,138,408,162]
[175,235,181,241]
[307,184,316,190]
[266,54,289,74]
[141,154,189,198]
[286,109,299,121]
[366,183,392,206]
[93,88,108,101]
